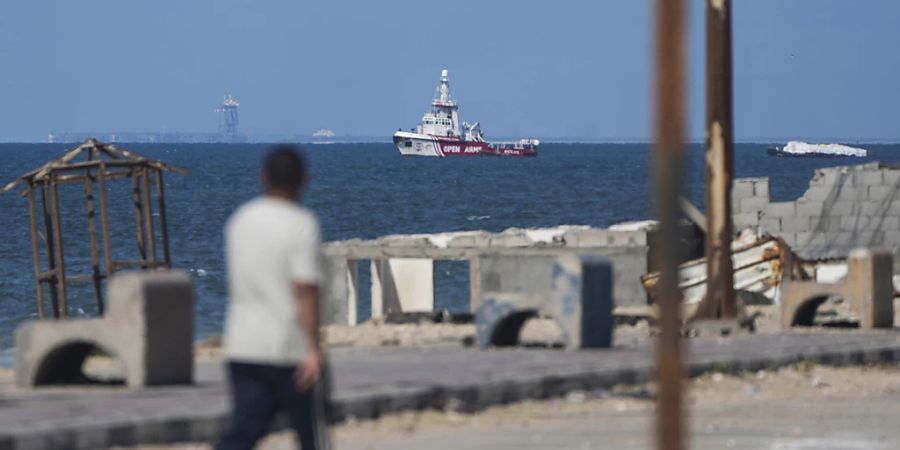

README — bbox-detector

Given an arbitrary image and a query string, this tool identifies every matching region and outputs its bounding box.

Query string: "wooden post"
[26,184,46,319]
[40,182,60,318]
[48,177,68,318]
[653,0,687,449]
[141,166,157,265]
[97,164,114,283]
[695,0,737,319]
[132,169,146,263]
[83,171,104,315]
[154,169,171,267]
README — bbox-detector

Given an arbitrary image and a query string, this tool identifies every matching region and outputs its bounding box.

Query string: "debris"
[641,230,812,305]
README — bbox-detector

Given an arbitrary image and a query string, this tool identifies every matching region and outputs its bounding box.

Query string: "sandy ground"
[110,363,900,450]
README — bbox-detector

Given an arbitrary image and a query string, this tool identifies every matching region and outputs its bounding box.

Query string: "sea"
[2,142,900,360]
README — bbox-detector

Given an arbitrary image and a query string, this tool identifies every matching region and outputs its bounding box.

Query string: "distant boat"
[767,141,867,158]
[392,69,539,157]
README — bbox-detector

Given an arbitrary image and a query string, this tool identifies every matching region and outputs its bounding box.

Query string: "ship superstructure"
[393,69,538,157]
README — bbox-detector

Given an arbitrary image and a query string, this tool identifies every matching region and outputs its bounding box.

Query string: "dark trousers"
[216,361,329,450]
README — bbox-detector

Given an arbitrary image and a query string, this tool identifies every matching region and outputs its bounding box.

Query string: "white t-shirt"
[223,196,322,365]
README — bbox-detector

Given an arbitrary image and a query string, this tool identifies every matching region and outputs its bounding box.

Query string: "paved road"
[1,331,899,449]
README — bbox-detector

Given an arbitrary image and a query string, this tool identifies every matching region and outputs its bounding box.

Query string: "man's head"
[262,145,307,199]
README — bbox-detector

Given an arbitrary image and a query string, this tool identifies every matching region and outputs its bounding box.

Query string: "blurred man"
[217,146,329,450]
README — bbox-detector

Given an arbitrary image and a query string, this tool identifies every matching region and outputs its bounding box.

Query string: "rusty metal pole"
[695,0,737,319]
[653,0,687,449]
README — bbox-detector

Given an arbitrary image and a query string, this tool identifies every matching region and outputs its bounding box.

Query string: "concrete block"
[861,201,888,216]
[765,202,796,218]
[754,179,770,199]
[782,248,893,329]
[837,186,867,200]
[884,170,900,186]
[841,216,869,232]
[733,212,760,230]
[732,179,756,200]
[15,271,194,388]
[475,254,613,349]
[824,201,859,216]
[856,170,884,186]
[796,200,825,216]
[759,217,781,233]
[808,215,841,232]
[868,216,900,232]
[371,258,434,318]
[740,197,768,213]
[868,185,896,201]
[801,186,835,202]
[780,216,810,233]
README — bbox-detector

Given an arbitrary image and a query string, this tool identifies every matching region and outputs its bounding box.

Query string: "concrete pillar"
[322,256,358,325]
[371,258,434,318]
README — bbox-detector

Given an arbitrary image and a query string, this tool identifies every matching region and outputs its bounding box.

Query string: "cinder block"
[868,185,896,201]
[759,217,781,233]
[800,186,835,202]
[733,212,760,229]
[796,200,824,216]
[856,170,884,186]
[765,202,796,218]
[883,170,900,186]
[795,231,813,246]
[732,179,756,200]
[754,179,770,199]
[861,202,888,216]
[808,215,841,231]
[780,216,810,232]
[824,201,859,216]
[868,216,900,232]
[840,216,868,232]
[837,187,867,200]
[740,196,768,213]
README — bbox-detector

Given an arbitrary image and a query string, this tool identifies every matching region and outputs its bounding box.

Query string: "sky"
[0,0,899,142]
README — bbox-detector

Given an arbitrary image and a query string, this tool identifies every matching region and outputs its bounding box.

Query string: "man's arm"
[294,282,323,391]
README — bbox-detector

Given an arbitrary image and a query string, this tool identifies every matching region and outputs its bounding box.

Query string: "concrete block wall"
[732,162,900,262]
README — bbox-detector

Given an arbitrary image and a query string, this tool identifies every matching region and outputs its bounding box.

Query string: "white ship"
[393,69,539,157]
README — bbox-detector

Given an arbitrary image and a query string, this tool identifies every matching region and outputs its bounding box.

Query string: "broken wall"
[732,162,900,263]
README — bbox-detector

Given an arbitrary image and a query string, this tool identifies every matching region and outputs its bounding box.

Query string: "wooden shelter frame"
[2,139,189,319]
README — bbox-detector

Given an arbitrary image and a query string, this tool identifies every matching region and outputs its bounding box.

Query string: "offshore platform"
[48,93,247,144]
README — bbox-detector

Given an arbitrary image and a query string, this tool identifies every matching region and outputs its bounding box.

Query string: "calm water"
[2,142,900,353]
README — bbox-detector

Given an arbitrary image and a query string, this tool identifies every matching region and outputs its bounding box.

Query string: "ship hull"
[393,132,537,157]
